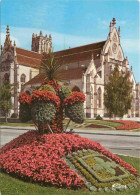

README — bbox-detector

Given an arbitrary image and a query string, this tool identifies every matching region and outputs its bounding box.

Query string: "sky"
[1,0,140,82]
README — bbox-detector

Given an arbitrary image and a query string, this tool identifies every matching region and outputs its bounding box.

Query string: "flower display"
[31,90,60,107]
[41,80,61,95]
[18,92,31,105]
[63,92,85,106]
[107,120,140,130]
[0,132,138,189]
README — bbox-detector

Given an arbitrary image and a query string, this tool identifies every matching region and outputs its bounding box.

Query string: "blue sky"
[1,0,140,82]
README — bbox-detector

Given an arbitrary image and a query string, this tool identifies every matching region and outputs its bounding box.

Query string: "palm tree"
[40,49,64,82]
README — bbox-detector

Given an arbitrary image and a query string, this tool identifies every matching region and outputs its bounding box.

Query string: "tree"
[19,50,85,134]
[0,81,14,122]
[104,65,133,118]
[40,49,64,81]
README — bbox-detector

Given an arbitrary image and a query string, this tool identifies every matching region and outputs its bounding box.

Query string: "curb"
[1,127,140,137]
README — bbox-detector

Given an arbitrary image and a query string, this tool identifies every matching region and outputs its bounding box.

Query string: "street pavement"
[0,126,140,158]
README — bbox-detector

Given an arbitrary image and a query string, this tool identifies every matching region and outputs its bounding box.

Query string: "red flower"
[63,92,85,106]
[18,92,31,105]
[31,90,60,107]
[107,120,140,130]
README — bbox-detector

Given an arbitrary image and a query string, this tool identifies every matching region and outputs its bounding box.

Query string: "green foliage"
[65,102,85,124]
[58,85,72,101]
[0,81,14,122]
[10,113,18,118]
[64,150,138,192]
[40,50,64,81]
[104,65,133,117]
[31,102,56,125]
[95,115,103,120]
[19,104,32,122]
[39,84,56,94]
[93,157,116,175]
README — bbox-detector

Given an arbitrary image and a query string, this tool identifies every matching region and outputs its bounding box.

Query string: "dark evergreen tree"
[0,81,14,122]
[104,65,133,118]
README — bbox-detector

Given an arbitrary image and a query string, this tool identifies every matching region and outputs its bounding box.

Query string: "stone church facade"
[0,18,140,118]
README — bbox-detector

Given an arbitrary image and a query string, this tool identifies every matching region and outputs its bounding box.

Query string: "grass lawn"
[63,119,121,130]
[0,122,33,127]
[0,155,139,195]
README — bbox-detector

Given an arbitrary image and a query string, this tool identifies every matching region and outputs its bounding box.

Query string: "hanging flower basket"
[63,92,85,124]
[31,90,60,125]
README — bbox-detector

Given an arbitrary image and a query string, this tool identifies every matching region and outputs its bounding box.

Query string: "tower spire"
[4,25,12,49]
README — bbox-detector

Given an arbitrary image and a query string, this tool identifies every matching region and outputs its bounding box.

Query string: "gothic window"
[4,73,9,82]
[112,33,117,42]
[72,86,80,92]
[117,51,122,60]
[20,74,26,83]
[108,47,112,56]
[98,87,102,108]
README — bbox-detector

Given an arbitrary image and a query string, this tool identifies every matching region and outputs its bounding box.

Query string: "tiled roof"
[24,67,86,86]
[16,40,106,68]
[16,47,42,68]
[54,41,106,64]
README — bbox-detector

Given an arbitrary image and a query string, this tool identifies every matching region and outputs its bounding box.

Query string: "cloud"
[121,39,140,53]
[1,25,105,51]
[1,32,21,47]
[97,18,127,29]
[1,25,139,55]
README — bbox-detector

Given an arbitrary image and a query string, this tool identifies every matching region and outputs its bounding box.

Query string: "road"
[0,127,140,158]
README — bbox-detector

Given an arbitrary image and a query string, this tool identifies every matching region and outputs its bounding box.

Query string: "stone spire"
[40,30,43,36]
[112,18,116,26]
[4,25,12,49]
[118,26,120,42]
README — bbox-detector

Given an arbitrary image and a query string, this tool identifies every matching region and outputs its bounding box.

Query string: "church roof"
[15,40,106,68]
[24,67,86,86]
[16,47,42,68]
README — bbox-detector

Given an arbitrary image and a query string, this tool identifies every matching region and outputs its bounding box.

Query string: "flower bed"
[107,120,140,130]
[0,131,138,190]
[31,90,60,107]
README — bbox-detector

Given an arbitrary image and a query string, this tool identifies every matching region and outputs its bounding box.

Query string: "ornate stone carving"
[112,43,117,54]
[117,51,122,60]
[112,33,117,42]
[108,47,112,56]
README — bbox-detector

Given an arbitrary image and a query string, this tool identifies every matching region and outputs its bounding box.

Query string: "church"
[0,18,140,118]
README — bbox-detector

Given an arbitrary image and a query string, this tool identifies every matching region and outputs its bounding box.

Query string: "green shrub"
[10,113,18,118]
[95,115,103,120]
[19,104,32,122]
[39,84,56,94]
[65,102,85,124]
[58,85,72,101]
[31,101,56,125]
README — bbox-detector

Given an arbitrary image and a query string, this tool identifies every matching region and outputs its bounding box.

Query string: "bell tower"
[31,31,52,54]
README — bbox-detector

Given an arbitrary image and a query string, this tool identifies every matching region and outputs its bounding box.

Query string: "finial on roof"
[49,34,52,39]
[45,34,47,38]
[4,25,12,49]
[6,25,10,35]
[13,40,16,47]
[40,30,43,36]
[32,33,35,38]
[112,18,116,26]
[131,66,132,71]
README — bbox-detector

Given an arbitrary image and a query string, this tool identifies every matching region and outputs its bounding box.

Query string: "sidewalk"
[1,126,140,137]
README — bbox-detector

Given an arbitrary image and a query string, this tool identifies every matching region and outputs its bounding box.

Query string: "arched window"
[98,87,102,108]
[20,74,26,83]
[4,73,9,82]
[72,86,80,92]
[25,90,31,95]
